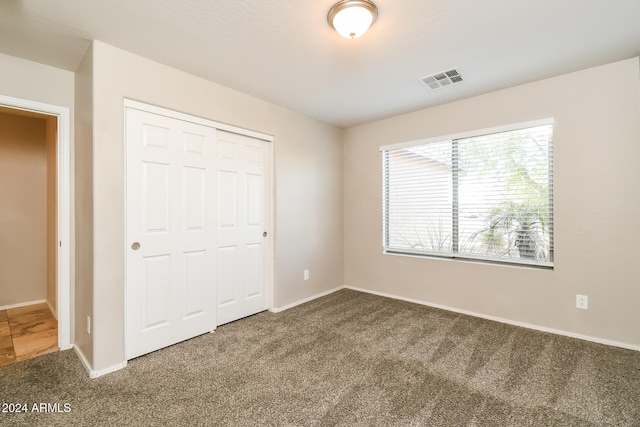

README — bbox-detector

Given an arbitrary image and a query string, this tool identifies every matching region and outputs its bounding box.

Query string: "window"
[381,119,554,268]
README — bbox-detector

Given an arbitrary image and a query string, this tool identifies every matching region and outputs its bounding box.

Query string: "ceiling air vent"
[420,68,464,90]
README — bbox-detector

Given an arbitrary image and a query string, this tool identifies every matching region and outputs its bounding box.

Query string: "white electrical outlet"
[304,269,309,281]
[576,294,588,310]
[87,315,91,334]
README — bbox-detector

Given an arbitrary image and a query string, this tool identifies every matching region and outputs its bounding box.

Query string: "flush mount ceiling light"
[328,0,378,39]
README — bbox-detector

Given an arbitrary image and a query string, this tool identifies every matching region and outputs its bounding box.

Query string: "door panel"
[126,108,217,360]
[183,167,206,230]
[183,250,206,318]
[142,254,171,329]
[218,171,237,226]
[143,162,170,232]
[216,130,269,326]
[217,246,238,307]
[246,244,263,297]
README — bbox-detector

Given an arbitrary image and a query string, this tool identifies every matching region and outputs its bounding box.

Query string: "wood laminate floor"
[0,303,58,367]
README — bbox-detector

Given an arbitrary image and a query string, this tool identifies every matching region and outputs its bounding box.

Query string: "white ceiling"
[1,0,639,128]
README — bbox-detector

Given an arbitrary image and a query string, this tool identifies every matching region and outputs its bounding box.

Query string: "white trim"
[0,95,72,351]
[379,117,554,151]
[74,345,127,379]
[271,286,344,313]
[89,362,128,378]
[0,299,47,311]
[384,250,554,270]
[73,345,92,376]
[344,286,640,352]
[123,99,274,143]
[267,137,276,313]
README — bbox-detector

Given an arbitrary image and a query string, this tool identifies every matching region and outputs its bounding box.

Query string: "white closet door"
[216,130,270,326]
[125,108,217,360]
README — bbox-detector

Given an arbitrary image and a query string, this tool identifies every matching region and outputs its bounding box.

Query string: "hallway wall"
[0,112,47,307]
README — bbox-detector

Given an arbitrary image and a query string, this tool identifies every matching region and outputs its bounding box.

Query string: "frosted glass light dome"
[328,0,378,39]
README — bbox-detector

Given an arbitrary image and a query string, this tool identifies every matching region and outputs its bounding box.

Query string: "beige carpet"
[1,289,639,426]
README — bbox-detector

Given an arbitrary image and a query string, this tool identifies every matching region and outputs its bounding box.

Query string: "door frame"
[123,99,276,335]
[0,94,72,350]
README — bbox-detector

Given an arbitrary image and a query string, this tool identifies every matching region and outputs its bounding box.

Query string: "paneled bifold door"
[125,107,270,360]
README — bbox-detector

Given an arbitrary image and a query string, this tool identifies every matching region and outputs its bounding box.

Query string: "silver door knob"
[131,242,141,250]
[263,231,267,237]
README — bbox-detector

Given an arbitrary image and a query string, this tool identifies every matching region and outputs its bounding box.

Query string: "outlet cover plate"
[576,294,588,310]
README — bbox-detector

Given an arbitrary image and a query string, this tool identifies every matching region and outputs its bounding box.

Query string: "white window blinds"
[382,120,554,267]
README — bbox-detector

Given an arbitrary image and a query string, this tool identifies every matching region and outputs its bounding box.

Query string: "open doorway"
[0,107,58,365]
[0,96,71,367]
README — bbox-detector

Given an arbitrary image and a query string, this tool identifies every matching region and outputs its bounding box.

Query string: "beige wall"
[74,45,94,364]
[344,57,640,348]
[0,50,75,323]
[0,112,47,307]
[77,41,343,371]
[0,52,75,109]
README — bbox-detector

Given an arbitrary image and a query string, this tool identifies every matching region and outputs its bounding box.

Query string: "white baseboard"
[73,345,127,378]
[0,299,47,311]
[90,361,127,378]
[271,285,344,313]
[345,285,640,352]
[73,345,92,376]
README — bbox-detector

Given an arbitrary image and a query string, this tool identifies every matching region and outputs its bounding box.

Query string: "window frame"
[380,118,554,269]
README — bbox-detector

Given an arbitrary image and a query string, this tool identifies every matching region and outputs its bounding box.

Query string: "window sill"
[383,249,554,271]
